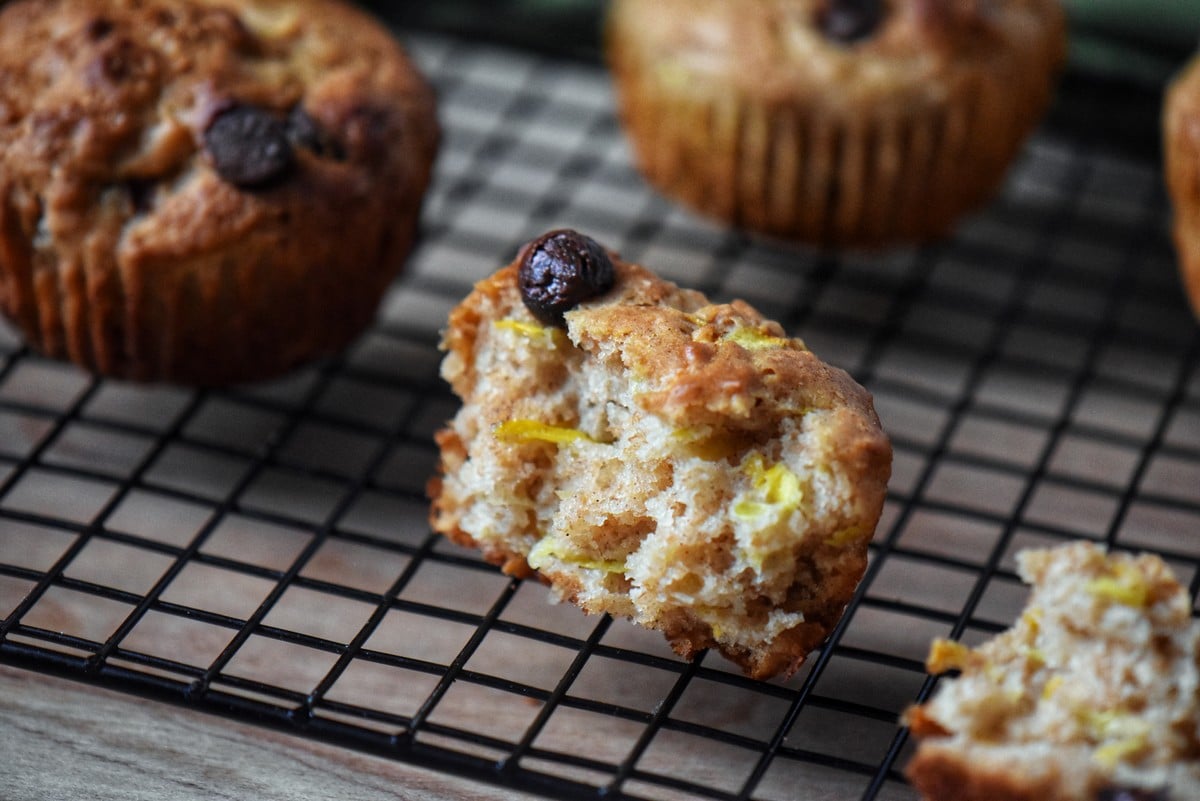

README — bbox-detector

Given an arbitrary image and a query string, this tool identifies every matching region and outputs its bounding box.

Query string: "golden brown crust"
[907,743,1085,801]
[429,239,891,680]
[605,0,1066,247]
[574,298,879,433]
[0,0,439,384]
[1165,53,1200,319]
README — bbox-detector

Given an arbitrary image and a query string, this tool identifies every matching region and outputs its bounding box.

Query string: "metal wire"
[1,32,1198,801]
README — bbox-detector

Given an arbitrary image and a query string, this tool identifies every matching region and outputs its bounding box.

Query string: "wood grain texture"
[0,664,536,801]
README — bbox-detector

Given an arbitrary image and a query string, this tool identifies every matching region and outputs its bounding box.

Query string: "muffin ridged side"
[606,0,1066,248]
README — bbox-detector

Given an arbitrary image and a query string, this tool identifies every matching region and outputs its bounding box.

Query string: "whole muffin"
[429,229,892,680]
[606,0,1066,248]
[0,0,439,385]
[1164,53,1200,319]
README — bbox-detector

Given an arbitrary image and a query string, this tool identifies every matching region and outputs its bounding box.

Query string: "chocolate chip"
[204,104,295,189]
[285,105,344,160]
[86,17,114,40]
[518,229,615,327]
[1096,787,1170,801]
[125,179,156,214]
[818,0,883,44]
[285,106,323,153]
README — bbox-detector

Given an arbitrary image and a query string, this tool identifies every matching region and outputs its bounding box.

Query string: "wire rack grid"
[1,29,1199,801]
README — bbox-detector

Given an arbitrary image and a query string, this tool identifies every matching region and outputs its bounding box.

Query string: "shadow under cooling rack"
[2,32,1200,801]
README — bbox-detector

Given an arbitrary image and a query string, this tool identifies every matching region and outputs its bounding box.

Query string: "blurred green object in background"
[1064,0,1199,85]
[1065,0,1200,48]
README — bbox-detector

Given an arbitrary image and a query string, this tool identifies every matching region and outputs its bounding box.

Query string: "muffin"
[606,0,1067,248]
[0,0,439,385]
[1164,52,1200,319]
[428,229,892,680]
[906,541,1200,801]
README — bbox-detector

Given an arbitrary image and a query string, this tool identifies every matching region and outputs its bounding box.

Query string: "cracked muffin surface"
[429,231,892,680]
[0,0,438,384]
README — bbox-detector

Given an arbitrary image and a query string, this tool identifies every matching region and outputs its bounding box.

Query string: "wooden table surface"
[1,664,535,801]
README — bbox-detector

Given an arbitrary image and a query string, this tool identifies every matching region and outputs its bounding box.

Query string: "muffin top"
[0,0,438,270]
[441,237,883,442]
[608,0,1066,105]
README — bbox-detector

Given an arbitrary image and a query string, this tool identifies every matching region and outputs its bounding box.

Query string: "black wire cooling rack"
[2,25,1200,801]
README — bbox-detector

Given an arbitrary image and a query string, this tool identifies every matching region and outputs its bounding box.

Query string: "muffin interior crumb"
[906,541,1200,800]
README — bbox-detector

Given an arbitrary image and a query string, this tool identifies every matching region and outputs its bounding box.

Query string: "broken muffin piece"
[906,541,1200,801]
[429,230,892,680]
